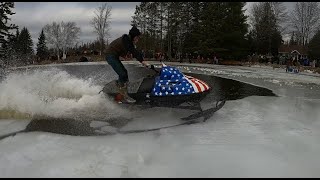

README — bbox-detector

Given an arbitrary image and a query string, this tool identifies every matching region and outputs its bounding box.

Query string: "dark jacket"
[105,34,143,62]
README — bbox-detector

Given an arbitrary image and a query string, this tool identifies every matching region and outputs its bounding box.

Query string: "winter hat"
[129,26,141,39]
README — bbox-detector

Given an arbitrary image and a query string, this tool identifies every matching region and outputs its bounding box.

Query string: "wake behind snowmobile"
[101,63,226,123]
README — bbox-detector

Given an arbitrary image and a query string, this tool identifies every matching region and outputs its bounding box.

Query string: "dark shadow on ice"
[186,73,277,101]
[25,118,97,136]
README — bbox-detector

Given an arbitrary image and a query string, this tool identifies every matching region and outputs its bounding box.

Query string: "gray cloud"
[10,2,140,49]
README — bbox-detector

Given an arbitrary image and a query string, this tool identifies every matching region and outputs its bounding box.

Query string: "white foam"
[0,68,128,120]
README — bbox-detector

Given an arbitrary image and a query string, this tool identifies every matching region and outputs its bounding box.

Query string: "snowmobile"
[0,63,226,138]
[100,63,226,133]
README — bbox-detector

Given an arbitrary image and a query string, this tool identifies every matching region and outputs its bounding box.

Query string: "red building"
[278,44,308,60]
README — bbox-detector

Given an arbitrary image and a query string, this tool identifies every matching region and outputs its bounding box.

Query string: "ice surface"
[0,62,320,177]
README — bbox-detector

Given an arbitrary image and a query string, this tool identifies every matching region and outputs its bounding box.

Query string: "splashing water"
[0,68,129,120]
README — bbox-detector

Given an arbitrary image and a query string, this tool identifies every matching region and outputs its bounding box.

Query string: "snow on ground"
[0,62,320,177]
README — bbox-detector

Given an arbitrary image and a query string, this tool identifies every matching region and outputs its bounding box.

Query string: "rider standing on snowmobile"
[105,25,150,103]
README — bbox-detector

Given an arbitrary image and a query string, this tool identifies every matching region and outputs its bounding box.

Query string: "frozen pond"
[0,61,319,177]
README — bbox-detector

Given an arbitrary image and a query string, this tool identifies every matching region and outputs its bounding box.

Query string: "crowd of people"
[146,52,220,64]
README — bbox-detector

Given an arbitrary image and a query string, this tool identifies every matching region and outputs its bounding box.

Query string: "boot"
[118,82,136,103]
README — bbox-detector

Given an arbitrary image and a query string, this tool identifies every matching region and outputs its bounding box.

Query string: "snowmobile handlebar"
[145,64,159,74]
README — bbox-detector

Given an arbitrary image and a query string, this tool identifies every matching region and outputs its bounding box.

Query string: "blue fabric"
[151,66,196,96]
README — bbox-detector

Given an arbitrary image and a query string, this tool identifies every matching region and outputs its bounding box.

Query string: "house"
[278,44,308,60]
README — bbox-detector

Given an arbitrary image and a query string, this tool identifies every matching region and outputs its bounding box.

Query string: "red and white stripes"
[184,75,210,93]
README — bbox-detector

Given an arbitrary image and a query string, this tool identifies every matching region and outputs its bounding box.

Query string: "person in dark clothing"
[105,25,151,103]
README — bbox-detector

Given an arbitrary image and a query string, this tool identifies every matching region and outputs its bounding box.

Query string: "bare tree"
[270,2,289,35]
[43,22,62,60]
[60,21,81,59]
[249,3,262,30]
[91,3,112,56]
[43,21,80,61]
[290,2,320,46]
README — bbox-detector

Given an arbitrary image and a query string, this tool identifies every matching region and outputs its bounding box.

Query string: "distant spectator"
[304,58,310,66]
[197,55,201,62]
[286,57,293,72]
[311,59,316,68]
[160,54,164,62]
[214,56,219,64]
[187,53,192,63]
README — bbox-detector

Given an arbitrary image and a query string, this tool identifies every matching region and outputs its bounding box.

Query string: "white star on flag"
[151,65,210,97]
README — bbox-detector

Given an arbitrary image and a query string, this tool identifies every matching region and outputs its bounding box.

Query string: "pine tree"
[220,2,248,59]
[308,30,320,60]
[0,2,18,58]
[36,29,49,61]
[131,2,250,60]
[131,2,148,51]
[183,2,203,55]
[271,29,283,56]
[246,30,257,55]
[197,2,248,60]
[18,27,34,64]
[13,29,20,52]
[252,2,282,56]
[0,28,21,66]
[155,2,166,52]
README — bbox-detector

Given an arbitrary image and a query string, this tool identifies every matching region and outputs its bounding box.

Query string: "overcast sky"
[11,2,140,49]
[10,2,295,49]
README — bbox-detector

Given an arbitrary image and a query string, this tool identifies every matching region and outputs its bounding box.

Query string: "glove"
[145,64,155,70]
[143,63,152,69]
[141,61,155,70]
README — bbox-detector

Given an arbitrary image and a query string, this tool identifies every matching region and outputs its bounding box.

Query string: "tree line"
[131,2,320,62]
[131,2,248,60]
[1,2,320,68]
[0,2,112,66]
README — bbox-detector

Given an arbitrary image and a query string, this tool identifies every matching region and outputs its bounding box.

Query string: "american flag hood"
[151,64,210,96]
